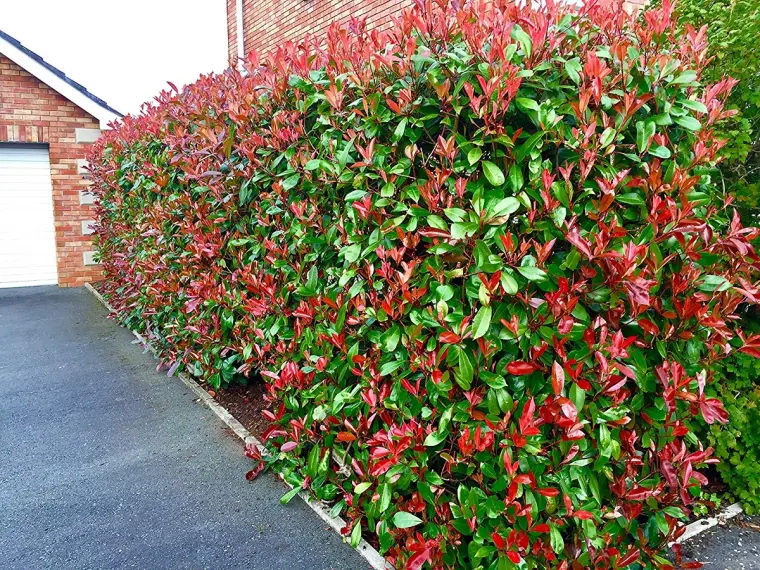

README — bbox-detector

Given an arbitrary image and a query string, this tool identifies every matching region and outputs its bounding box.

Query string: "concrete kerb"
[84,282,743,561]
[84,283,392,570]
[676,502,744,545]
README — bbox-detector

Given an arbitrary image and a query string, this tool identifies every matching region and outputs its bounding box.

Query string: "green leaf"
[467,147,482,165]
[649,145,672,159]
[564,58,582,84]
[699,275,732,292]
[342,243,361,263]
[636,120,656,154]
[382,325,401,352]
[501,272,519,295]
[680,99,707,114]
[674,115,701,131]
[393,511,423,529]
[482,160,505,186]
[508,164,524,193]
[570,383,586,412]
[280,486,301,505]
[379,483,391,512]
[427,215,448,230]
[554,183,570,208]
[337,138,354,169]
[304,159,321,171]
[550,524,565,555]
[345,190,366,202]
[456,348,474,390]
[516,132,543,162]
[510,24,533,58]
[516,97,540,113]
[350,518,362,547]
[424,430,447,447]
[599,127,616,148]
[616,192,646,206]
[472,305,492,339]
[282,173,300,191]
[670,70,697,85]
[380,360,404,376]
[354,482,372,495]
[394,117,408,139]
[491,197,520,218]
[517,266,547,281]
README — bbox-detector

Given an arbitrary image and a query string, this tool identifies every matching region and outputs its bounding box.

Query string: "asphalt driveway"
[0,286,366,570]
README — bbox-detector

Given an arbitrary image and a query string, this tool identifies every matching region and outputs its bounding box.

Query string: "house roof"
[0,28,123,128]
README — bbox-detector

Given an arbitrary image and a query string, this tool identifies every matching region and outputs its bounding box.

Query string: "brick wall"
[226,0,651,65]
[227,0,238,66]
[227,0,415,65]
[0,54,101,287]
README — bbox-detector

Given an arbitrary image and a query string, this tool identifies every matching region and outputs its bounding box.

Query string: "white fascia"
[0,37,121,129]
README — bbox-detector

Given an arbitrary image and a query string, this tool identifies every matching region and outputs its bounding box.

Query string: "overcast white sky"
[2,0,229,116]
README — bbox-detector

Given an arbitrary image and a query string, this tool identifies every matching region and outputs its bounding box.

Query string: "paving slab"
[0,286,367,570]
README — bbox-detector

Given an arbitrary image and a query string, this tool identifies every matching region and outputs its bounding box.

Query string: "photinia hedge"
[89,1,760,569]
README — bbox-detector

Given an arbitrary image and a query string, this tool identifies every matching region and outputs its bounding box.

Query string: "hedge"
[89,1,760,569]
[695,310,760,514]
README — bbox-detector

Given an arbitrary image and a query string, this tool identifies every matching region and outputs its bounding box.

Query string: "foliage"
[670,0,760,223]
[89,1,760,569]
[697,310,760,514]
[691,491,721,519]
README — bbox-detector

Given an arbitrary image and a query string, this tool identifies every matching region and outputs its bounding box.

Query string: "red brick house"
[225,0,648,64]
[0,29,121,288]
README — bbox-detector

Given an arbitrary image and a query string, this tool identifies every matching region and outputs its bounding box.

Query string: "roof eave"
[0,34,122,129]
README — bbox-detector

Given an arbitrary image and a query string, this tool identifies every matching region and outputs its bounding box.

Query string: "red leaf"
[503,450,519,476]
[552,361,565,395]
[573,510,594,520]
[513,473,533,485]
[566,224,593,259]
[246,462,265,481]
[518,397,540,436]
[337,431,357,442]
[617,549,641,567]
[507,551,521,564]
[280,441,298,452]
[369,459,393,477]
[439,331,461,344]
[406,547,432,570]
[507,361,538,375]
[491,531,505,550]
[700,397,729,425]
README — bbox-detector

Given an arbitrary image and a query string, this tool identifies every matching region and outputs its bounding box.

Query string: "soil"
[214,381,271,439]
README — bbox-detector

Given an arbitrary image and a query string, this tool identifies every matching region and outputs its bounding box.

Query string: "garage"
[1,28,121,287]
[0,145,58,288]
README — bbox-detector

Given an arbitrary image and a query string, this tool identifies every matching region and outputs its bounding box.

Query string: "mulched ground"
[214,381,271,439]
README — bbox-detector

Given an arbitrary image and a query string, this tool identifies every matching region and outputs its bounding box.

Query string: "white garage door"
[0,145,58,288]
